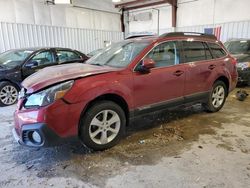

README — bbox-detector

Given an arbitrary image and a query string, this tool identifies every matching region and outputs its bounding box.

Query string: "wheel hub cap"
[89,110,121,145]
[0,85,18,105]
[212,85,225,108]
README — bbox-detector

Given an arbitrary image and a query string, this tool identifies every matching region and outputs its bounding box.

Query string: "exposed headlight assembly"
[24,80,74,108]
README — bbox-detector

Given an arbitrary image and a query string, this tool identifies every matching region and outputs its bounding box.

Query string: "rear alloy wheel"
[204,81,227,112]
[80,101,126,150]
[0,82,19,107]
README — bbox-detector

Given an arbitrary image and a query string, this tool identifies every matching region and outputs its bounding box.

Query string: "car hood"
[231,53,250,63]
[22,63,119,93]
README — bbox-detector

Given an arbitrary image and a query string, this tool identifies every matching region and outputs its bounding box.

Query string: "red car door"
[182,40,215,97]
[132,41,186,113]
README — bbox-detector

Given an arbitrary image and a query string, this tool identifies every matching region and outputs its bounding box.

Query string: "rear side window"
[208,43,227,58]
[183,41,209,62]
[57,50,81,63]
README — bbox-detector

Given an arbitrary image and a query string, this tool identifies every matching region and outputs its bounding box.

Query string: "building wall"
[0,22,123,53]
[0,0,121,31]
[127,0,250,33]
[177,0,250,27]
[127,5,172,34]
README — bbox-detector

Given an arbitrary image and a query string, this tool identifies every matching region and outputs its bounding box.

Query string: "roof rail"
[125,34,155,39]
[160,32,217,40]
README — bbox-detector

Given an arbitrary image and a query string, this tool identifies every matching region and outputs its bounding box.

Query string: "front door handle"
[208,64,216,70]
[173,70,184,76]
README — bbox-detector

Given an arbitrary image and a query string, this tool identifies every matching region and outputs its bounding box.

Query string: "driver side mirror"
[137,58,155,73]
[25,60,38,69]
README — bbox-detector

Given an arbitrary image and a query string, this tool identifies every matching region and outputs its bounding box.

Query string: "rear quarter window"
[208,43,227,58]
[182,41,212,62]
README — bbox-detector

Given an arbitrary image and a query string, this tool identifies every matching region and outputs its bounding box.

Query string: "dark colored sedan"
[0,47,88,106]
[225,39,250,85]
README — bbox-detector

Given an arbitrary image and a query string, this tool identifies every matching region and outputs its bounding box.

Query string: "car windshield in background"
[86,41,150,68]
[225,40,250,54]
[0,50,34,68]
[87,48,103,57]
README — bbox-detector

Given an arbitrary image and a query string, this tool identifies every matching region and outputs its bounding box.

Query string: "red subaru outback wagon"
[13,32,238,150]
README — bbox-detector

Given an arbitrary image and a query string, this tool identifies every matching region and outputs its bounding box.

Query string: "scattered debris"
[153,133,162,138]
[236,90,249,101]
[174,156,181,158]
[26,164,34,170]
[139,140,145,144]
[62,164,69,169]
[177,136,184,141]
[196,176,200,182]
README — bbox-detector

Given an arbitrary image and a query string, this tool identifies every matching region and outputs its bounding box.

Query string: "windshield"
[86,41,150,68]
[225,40,250,54]
[87,49,104,57]
[0,49,34,68]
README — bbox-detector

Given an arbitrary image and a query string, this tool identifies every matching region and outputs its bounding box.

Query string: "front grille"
[22,131,29,143]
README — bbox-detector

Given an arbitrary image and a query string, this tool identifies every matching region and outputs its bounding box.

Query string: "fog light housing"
[31,131,42,144]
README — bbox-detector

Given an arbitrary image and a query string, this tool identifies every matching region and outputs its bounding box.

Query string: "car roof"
[126,32,218,44]
[8,47,79,52]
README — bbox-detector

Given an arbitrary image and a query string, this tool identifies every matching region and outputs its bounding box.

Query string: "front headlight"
[24,80,74,108]
[236,62,250,70]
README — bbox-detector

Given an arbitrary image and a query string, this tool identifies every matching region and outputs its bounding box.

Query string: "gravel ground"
[0,87,250,188]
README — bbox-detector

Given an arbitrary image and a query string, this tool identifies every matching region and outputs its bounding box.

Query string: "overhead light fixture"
[112,0,121,3]
[54,0,71,4]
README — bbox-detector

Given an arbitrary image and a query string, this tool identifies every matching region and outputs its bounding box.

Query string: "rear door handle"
[208,64,216,70]
[173,70,184,76]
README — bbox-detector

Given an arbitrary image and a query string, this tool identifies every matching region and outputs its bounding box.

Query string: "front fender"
[63,71,134,109]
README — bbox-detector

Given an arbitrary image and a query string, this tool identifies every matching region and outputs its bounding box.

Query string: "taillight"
[231,57,238,66]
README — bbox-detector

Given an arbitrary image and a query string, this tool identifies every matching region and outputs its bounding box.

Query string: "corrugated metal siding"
[157,20,250,42]
[1,20,250,54]
[175,20,250,42]
[0,22,124,53]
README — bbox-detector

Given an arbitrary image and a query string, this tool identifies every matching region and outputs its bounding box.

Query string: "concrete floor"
[0,87,250,188]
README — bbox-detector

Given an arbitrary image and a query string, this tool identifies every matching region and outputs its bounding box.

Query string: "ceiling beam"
[122,0,171,11]
[115,0,149,8]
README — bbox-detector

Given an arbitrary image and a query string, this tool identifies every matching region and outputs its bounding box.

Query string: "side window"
[57,50,81,63]
[208,43,227,58]
[146,41,179,68]
[183,41,207,62]
[30,51,54,66]
[204,43,213,60]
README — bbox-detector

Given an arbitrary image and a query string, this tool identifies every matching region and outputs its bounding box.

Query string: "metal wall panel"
[2,20,250,54]
[0,22,124,53]
[174,20,250,42]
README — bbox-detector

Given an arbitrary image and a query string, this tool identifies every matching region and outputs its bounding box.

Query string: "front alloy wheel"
[80,101,126,150]
[0,82,19,106]
[89,110,121,145]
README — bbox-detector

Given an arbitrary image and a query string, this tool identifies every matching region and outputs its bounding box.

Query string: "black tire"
[0,81,19,107]
[204,81,227,113]
[79,100,126,151]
